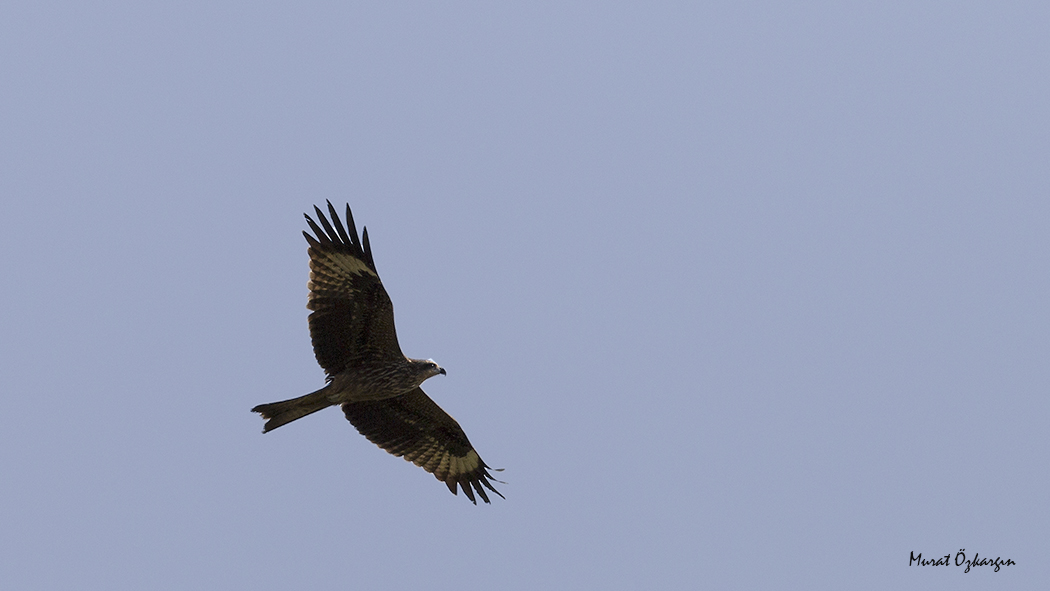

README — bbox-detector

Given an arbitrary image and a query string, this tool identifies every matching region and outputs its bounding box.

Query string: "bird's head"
[412,358,447,384]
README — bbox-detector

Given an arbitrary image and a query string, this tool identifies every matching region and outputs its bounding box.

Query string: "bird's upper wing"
[303,202,403,378]
[342,388,504,504]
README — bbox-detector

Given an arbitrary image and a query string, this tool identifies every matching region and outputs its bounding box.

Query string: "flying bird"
[253,202,503,504]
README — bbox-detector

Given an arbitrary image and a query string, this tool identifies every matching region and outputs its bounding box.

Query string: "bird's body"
[252,202,502,504]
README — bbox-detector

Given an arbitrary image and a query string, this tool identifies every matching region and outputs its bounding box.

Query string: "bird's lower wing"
[342,388,503,504]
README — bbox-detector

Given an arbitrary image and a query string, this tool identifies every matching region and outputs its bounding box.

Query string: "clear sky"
[1,2,1047,589]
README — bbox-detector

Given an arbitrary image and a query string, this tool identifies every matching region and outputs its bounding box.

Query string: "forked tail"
[252,386,333,432]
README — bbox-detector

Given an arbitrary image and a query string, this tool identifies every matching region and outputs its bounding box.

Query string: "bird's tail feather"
[252,387,333,432]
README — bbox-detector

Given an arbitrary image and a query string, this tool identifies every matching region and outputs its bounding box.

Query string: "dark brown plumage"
[252,201,502,504]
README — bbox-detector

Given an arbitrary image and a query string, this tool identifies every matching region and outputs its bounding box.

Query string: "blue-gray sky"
[2,2,1047,589]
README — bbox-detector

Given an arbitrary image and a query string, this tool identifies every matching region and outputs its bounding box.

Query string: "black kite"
[253,202,503,504]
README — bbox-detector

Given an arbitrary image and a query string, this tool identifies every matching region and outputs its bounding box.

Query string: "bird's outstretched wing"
[342,388,504,504]
[303,201,403,377]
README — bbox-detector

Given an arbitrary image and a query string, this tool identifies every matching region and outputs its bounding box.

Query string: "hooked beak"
[438,367,447,376]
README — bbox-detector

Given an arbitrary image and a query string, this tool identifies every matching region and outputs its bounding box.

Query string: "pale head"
[408,357,446,387]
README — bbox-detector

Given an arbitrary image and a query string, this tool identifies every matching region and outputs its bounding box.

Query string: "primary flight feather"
[252,201,503,504]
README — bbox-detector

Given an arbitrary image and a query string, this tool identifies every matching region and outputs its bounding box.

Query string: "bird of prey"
[252,202,503,504]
